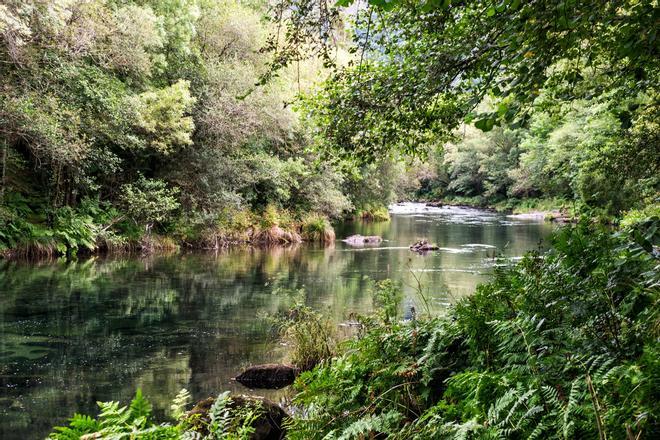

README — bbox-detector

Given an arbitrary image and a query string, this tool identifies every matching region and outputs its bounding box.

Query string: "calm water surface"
[0,204,554,438]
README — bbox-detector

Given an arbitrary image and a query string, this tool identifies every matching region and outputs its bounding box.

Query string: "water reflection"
[0,204,554,439]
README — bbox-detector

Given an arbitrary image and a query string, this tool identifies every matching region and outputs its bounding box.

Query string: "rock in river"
[234,363,300,389]
[410,240,439,253]
[342,234,382,246]
[187,395,288,440]
[425,201,443,207]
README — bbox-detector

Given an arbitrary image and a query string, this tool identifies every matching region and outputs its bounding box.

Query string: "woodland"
[0,0,658,439]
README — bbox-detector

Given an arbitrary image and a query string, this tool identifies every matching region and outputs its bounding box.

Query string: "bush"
[120,176,180,234]
[357,204,390,222]
[301,214,335,243]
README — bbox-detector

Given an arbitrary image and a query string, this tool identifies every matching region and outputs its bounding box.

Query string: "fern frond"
[171,388,192,421]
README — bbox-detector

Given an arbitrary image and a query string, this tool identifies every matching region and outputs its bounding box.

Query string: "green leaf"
[475,118,495,132]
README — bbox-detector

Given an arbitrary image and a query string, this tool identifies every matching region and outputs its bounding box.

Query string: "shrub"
[301,214,335,243]
[120,176,180,234]
[357,204,390,222]
[273,302,336,372]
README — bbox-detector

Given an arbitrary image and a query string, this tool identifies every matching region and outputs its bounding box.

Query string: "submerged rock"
[234,363,300,389]
[425,201,443,207]
[410,240,440,253]
[187,395,288,440]
[342,234,383,246]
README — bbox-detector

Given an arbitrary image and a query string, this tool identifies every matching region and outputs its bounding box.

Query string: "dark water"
[0,204,554,439]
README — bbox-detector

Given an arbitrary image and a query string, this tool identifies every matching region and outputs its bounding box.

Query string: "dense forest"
[0,0,658,439]
[2,0,657,258]
[0,0,398,257]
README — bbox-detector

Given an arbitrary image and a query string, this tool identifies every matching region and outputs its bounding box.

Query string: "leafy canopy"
[268,0,659,160]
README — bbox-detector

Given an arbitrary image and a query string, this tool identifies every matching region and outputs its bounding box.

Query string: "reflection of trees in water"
[0,246,367,439]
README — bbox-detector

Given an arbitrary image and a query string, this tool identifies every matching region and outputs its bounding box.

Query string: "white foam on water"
[461,243,497,249]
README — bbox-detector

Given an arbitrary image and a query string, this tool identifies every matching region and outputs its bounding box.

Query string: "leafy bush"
[301,214,335,243]
[357,204,390,222]
[120,176,180,233]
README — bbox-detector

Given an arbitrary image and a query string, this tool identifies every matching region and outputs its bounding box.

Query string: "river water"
[0,203,554,438]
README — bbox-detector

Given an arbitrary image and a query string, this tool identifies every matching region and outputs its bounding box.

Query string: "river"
[0,203,554,438]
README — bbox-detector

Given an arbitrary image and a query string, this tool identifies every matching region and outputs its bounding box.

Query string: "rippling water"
[0,203,554,438]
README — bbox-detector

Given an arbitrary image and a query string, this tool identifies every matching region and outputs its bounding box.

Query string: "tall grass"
[301,214,335,243]
[272,302,336,372]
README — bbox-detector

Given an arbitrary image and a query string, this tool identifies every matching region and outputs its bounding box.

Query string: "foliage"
[356,205,390,222]
[49,389,263,440]
[269,0,658,160]
[301,214,335,243]
[403,98,658,217]
[0,0,364,258]
[130,80,196,155]
[370,279,403,325]
[288,221,660,439]
[120,177,180,231]
[272,299,336,371]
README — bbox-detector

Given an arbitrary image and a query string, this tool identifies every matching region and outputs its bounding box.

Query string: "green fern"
[48,414,100,440]
[130,388,153,424]
[336,410,402,440]
[171,388,192,421]
[207,391,233,438]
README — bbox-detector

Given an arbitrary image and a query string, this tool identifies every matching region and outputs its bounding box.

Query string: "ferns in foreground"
[49,389,261,440]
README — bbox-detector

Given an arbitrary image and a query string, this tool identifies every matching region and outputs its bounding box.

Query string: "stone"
[234,363,300,389]
[341,234,383,246]
[410,240,440,253]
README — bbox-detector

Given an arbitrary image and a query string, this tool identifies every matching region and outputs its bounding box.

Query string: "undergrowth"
[49,389,261,440]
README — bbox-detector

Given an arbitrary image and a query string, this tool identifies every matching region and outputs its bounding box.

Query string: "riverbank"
[285,219,659,439]
[0,207,338,260]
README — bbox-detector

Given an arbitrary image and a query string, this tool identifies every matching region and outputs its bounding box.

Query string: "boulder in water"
[410,240,439,253]
[342,235,382,246]
[234,363,300,389]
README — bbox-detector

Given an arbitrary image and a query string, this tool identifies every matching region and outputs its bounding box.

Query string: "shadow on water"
[0,203,555,439]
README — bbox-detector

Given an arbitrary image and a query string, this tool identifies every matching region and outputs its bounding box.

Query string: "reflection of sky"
[0,204,554,439]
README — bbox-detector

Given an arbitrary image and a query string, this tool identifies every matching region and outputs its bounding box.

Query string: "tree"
[130,80,196,155]
[120,176,180,234]
[267,0,659,160]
